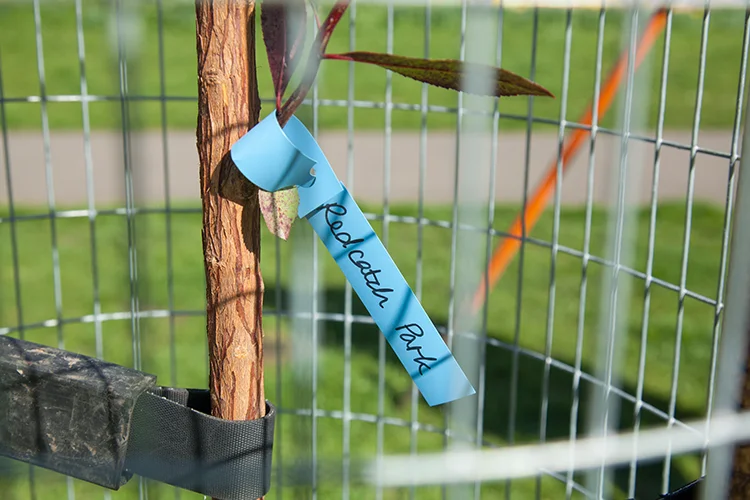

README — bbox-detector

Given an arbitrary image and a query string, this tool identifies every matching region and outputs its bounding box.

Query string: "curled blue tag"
[231,113,476,406]
[231,114,344,218]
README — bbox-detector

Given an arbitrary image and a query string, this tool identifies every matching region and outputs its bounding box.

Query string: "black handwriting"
[323,203,394,308]
[396,323,437,376]
[324,203,364,249]
[348,250,394,308]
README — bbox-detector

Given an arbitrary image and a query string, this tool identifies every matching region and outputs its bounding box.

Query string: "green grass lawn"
[0,200,727,499]
[0,1,747,131]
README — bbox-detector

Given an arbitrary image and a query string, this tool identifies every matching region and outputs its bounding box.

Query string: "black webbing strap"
[0,335,275,500]
[127,387,275,500]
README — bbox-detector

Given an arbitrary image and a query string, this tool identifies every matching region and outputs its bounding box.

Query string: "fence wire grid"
[2,0,750,499]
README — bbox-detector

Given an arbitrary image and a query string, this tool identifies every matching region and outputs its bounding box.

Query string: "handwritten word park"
[396,323,437,376]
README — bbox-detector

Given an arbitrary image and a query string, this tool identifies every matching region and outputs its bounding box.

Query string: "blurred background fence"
[1,0,750,499]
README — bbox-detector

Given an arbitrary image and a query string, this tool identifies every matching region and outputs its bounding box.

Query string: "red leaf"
[262,1,349,240]
[261,0,307,109]
[277,0,350,126]
[324,52,554,98]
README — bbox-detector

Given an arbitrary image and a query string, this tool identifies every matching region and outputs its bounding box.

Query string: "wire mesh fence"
[1,0,750,499]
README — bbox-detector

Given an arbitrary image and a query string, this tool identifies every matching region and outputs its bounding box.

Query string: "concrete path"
[0,129,738,208]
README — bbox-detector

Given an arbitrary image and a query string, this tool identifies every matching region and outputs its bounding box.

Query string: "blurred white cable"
[368,410,750,487]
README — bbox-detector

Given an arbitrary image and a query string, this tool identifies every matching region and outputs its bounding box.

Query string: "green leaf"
[324,52,554,98]
[259,188,299,241]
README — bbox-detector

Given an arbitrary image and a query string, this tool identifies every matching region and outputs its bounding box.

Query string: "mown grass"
[0,1,747,131]
[0,200,727,499]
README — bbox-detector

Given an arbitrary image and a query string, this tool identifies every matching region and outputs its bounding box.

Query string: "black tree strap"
[0,335,275,500]
[127,387,274,500]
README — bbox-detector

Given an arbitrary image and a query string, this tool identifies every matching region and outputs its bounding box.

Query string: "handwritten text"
[396,323,437,375]
[324,203,394,308]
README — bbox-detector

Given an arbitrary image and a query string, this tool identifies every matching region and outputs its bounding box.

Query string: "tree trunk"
[195,0,265,451]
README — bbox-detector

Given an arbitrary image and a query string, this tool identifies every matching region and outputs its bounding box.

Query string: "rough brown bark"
[729,336,750,498]
[195,0,265,433]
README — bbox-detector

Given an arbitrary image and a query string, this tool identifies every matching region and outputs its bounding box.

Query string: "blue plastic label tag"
[231,113,475,406]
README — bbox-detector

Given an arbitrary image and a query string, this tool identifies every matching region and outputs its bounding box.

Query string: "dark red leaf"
[261,0,307,109]
[277,0,350,126]
[324,52,554,98]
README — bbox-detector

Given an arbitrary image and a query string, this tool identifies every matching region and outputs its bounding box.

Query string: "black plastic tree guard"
[0,335,275,500]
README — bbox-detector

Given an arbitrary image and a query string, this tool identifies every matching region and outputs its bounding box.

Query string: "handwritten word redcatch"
[230,113,475,406]
[322,203,394,308]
